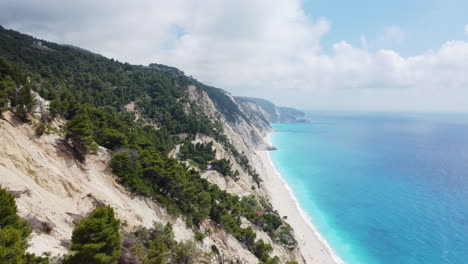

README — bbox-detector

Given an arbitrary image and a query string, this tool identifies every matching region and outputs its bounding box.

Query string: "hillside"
[0,25,304,263]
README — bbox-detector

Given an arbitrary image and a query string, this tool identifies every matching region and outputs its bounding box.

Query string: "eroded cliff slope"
[0,25,306,263]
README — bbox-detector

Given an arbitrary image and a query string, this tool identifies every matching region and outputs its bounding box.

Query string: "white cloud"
[1,0,468,111]
[360,35,369,50]
[379,26,405,43]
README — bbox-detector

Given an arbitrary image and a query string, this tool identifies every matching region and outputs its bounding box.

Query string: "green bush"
[120,223,201,264]
[64,206,121,264]
[110,151,137,184]
[172,241,200,264]
[34,121,48,137]
[98,128,128,150]
[211,158,234,176]
[0,76,14,116]
[0,186,32,264]
[254,240,273,262]
[178,141,215,170]
[210,245,219,255]
[142,223,175,264]
[194,231,205,242]
[14,84,36,122]
[64,111,98,161]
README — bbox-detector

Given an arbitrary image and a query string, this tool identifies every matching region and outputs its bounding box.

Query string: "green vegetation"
[172,241,200,264]
[201,85,249,123]
[33,121,48,137]
[0,57,36,120]
[238,195,296,245]
[211,158,238,178]
[0,187,32,264]
[64,111,98,161]
[178,141,216,170]
[0,75,14,115]
[0,186,49,264]
[194,231,205,242]
[254,239,274,262]
[109,148,289,261]
[215,135,262,185]
[14,83,36,122]
[0,26,296,262]
[0,58,15,111]
[64,206,121,264]
[110,150,213,224]
[120,223,201,264]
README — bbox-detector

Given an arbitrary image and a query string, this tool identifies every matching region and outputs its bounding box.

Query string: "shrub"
[172,241,200,264]
[65,112,98,161]
[211,158,234,176]
[254,240,273,262]
[210,245,219,255]
[34,121,48,137]
[98,128,128,150]
[0,186,32,264]
[64,206,121,264]
[194,231,205,242]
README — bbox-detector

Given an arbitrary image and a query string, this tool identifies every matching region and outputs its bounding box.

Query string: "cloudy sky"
[1,0,468,111]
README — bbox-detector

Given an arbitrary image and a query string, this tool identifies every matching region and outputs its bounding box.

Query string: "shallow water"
[270,111,468,264]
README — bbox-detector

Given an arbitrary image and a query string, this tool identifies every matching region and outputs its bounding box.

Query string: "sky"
[0,0,468,112]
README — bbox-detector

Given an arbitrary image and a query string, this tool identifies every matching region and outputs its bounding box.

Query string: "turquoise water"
[270,112,468,264]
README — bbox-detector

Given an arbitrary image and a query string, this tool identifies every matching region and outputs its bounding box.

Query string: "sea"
[269,111,468,264]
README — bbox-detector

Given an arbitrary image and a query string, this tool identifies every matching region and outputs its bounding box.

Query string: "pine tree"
[144,236,169,264]
[65,111,98,161]
[172,241,200,264]
[13,84,36,122]
[64,206,121,264]
[0,76,15,116]
[0,57,18,117]
[0,186,32,264]
[143,223,175,264]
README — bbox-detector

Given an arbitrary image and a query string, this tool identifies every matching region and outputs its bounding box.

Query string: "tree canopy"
[0,186,32,264]
[64,206,121,264]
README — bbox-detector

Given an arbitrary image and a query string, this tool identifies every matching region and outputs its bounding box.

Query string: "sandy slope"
[0,113,184,255]
[254,136,344,264]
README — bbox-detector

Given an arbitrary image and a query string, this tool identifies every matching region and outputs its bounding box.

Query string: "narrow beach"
[256,135,343,264]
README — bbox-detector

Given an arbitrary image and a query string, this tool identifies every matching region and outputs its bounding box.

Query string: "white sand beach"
[256,135,344,264]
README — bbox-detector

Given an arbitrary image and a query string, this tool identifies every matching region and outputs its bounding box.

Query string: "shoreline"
[256,134,344,264]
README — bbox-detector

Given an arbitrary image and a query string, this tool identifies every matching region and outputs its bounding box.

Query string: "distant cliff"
[235,96,306,124]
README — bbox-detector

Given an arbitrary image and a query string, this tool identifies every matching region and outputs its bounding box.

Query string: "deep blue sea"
[270,111,468,264]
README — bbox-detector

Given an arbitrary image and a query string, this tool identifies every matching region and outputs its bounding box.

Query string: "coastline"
[256,134,344,264]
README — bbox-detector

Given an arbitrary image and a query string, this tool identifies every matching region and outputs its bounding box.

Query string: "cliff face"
[235,97,306,124]
[186,85,304,263]
[0,111,259,263]
[0,87,303,263]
